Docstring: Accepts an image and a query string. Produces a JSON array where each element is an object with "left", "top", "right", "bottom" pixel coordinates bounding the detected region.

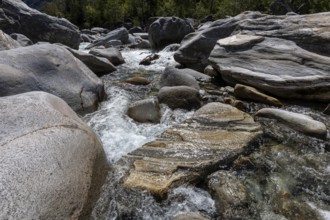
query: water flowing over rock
[
  {"left": 174, "top": 11, "right": 330, "bottom": 70},
  {"left": 122, "top": 102, "right": 262, "bottom": 197},
  {"left": 209, "top": 35, "right": 330, "bottom": 103},
  {"left": 149, "top": 17, "right": 195, "bottom": 49},
  {"left": 0, "top": 91, "right": 108, "bottom": 219},
  {"left": 255, "top": 108, "right": 327, "bottom": 139},
  {"left": 0, "top": 0, "right": 80, "bottom": 48},
  {"left": 0, "top": 43, "right": 105, "bottom": 114},
  {"left": 0, "top": 29, "right": 20, "bottom": 50}
]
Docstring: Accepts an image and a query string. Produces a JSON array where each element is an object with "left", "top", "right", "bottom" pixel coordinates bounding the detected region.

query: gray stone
[
  {"left": 0, "top": 30, "right": 21, "bottom": 50},
  {"left": 105, "top": 39, "right": 123, "bottom": 47},
  {"left": 135, "top": 39, "right": 151, "bottom": 49},
  {"left": 204, "top": 65, "right": 218, "bottom": 77},
  {"left": 255, "top": 108, "right": 327, "bottom": 139},
  {"left": 86, "top": 27, "right": 129, "bottom": 49},
  {"left": 66, "top": 48, "right": 116, "bottom": 76},
  {"left": 324, "top": 104, "right": 330, "bottom": 115},
  {"left": 149, "top": 17, "right": 195, "bottom": 49},
  {"left": 0, "top": 43, "right": 105, "bottom": 114},
  {"left": 9, "top": 33, "right": 33, "bottom": 46},
  {"left": 180, "top": 68, "right": 211, "bottom": 82},
  {"left": 158, "top": 86, "right": 201, "bottom": 110},
  {"left": 129, "top": 26, "right": 144, "bottom": 34},
  {"left": 159, "top": 66, "right": 200, "bottom": 90},
  {"left": 80, "top": 34, "right": 96, "bottom": 43},
  {"left": 0, "top": 91, "right": 108, "bottom": 219},
  {"left": 133, "top": 33, "right": 149, "bottom": 40},
  {"left": 0, "top": 0, "right": 80, "bottom": 48},
  {"left": 127, "top": 98, "right": 161, "bottom": 123},
  {"left": 89, "top": 47, "right": 125, "bottom": 66},
  {"left": 209, "top": 35, "right": 330, "bottom": 102}
]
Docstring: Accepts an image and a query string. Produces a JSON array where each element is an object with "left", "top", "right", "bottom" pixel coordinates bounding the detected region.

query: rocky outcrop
[
  {"left": 0, "top": 0, "right": 80, "bottom": 48},
  {"left": 127, "top": 98, "right": 161, "bottom": 123},
  {"left": 174, "top": 11, "right": 330, "bottom": 70},
  {"left": 255, "top": 108, "right": 327, "bottom": 139},
  {"left": 0, "top": 43, "right": 105, "bottom": 114},
  {"left": 159, "top": 66, "right": 200, "bottom": 90},
  {"left": 0, "top": 91, "right": 108, "bottom": 219},
  {"left": 209, "top": 35, "right": 330, "bottom": 103},
  {"left": 122, "top": 102, "right": 262, "bottom": 197},
  {"left": 86, "top": 27, "right": 129, "bottom": 49},
  {"left": 0, "top": 30, "right": 21, "bottom": 50},
  {"left": 158, "top": 86, "right": 201, "bottom": 110},
  {"left": 89, "top": 48, "right": 125, "bottom": 66},
  {"left": 149, "top": 17, "right": 195, "bottom": 49}
]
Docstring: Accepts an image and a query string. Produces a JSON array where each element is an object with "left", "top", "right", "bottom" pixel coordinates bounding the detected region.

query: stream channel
[{"left": 81, "top": 44, "right": 330, "bottom": 220}]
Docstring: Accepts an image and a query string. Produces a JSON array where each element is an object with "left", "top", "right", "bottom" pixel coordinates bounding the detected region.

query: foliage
[{"left": 41, "top": 0, "right": 330, "bottom": 28}]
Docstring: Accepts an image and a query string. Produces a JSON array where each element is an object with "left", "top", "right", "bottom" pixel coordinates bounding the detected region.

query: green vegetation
[{"left": 42, "top": 0, "right": 330, "bottom": 28}]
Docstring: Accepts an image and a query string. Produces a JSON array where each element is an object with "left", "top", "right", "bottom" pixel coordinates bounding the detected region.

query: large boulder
[
  {"left": 89, "top": 47, "right": 125, "bottom": 66},
  {"left": 149, "top": 17, "right": 195, "bottom": 49},
  {"left": 86, "top": 27, "right": 129, "bottom": 49},
  {"left": 174, "top": 11, "right": 330, "bottom": 71},
  {"left": 0, "top": 29, "right": 21, "bottom": 50},
  {"left": 159, "top": 66, "right": 200, "bottom": 90},
  {"left": 0, "top": 91, "right": 108, "bottom": 219},
  {"left": 208, "top": 35, "right": 330, "bottom": 103},
  {"left": 0, "top": 0, "right": 80, "bottom": 48},
  {"left": 0, "top": 43, "right": 105, "bottom": 114}
]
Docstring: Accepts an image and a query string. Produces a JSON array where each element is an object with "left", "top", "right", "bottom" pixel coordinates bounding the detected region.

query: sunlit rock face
[{"left": 122, "top": 102, "right": 262, "bottom": 198}]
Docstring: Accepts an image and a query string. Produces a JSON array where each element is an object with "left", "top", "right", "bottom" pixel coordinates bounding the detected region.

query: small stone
[
  {"left": 139, "top": 53, "right": 160, "bottom": 65},
  {"left": 127, "top": 98, "right": 161, "bottom": 123},
  {"left": 122, "top": 77, "right": 150, "bottom": 85}
]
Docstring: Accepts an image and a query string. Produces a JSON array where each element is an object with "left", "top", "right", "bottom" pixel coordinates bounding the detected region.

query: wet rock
[
  {"left": 234, "top": 84, "right": 283, "bottom": 107},
  {"left": 208, "top": 171, "right": 249, "bottom": 219},
  {"left": 122, "top": 102, "right": 262, "bottom": 197},
  {"left": 9, "top": 33, "right": 33, "bottom": 47},
  {"left": 224, "top": 98, "right": 248, "bottom": 112},
  {"left": 134, "top": 40, "right": 151, "bottom": 49},
  {"left": 80, "top": 33, "right": 95, "bottom": 43},
  {"left": 173, "top": 212, "right": 211, "bottom": 220},
  {"left": 86, "top": 27, "right": 129, "bottom": 49},
  {"left": 89, "top": 47, "right": 125, "bottom": 66},
  {"left": 158, "top": 86, "right": 201, "bottom": 110},
  {"left": 0, "top": 43, "right": 105, "bottom": 114},
  {"left": 324, "top": 104, "right": 330, "bottom": 115},
  {"left": 129, "top": 26, "right": 144, "bottom": 34},
  {"left": 127, "top": 98, "right": 161, "bottom": 123},
  {"left": 66, "top": 48, "right": 116, "bottom": 76},
  {"left": 174, "top": 11, "right": 330, "bottom": 70},
  {"left": 209, "top": 35, "right": 330, "bottom": 102},
  {"left": 122, "top": 77, "right": 150, "bottom": 85},
  {"left": 149, "top": 17, "right": 195, "bottom": 49},
  {"left": 204, "top": 65, "right": 218, "bottom": 77},
  {"left": 0, "top": 91, "right": 108, "bottom": 219},
  {"left": 105, "top": 39, "right": 122, "bottom": 47},
  {"left": 0, "top": 0, "right": 80, "bottom": 48},
  {"left": 0, "top": 30, "right": 21, "bottom": 50},
  {"left": 139, "top": 53, "right": 160, "bottom": 66},
  {"left": 159, "top": 66, "right": 200, "bottom": 90},
  {"left": 255, "top": 108, "right": 327, "bottom": 139}
]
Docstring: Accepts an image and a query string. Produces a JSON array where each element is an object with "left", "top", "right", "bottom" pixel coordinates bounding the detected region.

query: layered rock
[
  {"left": 0, "top": 43, "right": 105, "bottom": 114},
  {"left": 122, "top": 102, "right": 262, "bottom": 197},
  {"left": 0, "top": 91, "right": 108, "bottom": 219},
  {"left": 149, "top": 17, "right": 195, "bottom": 49},
  {"left": 174, "top": 11, "right": 330, "bottom": 70},
  {"left": 0, "top": 0, "right": 80, "bottom": 48},
  {"left": 209, "top": 35, "right": 330, "bottom": 103}
]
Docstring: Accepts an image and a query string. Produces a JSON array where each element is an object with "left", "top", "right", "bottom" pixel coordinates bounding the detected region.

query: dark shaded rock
[
  {"left": 66, "top": 48, "right": 116, "bottom": 76},
  {"left": 0, "top": 43, "right": 105, "bottom": 114},
  {"left": 255, "top": 108, "right": 327, "bottom": 139},
  {"left": 204, "top": 65, "right": 218, "bottom": 77},
  {"left": 9, "top": 33, "right": 33, "bottom": 46},
  {"left": 80, "top": 34, "right": 96, "bottom": 43},
  {"left": 209, "top": 35, "right": 330, "bottom": 102},
  {"left": 159, "top": 66, "right": 200, "bottom": 90},
  {"left": 0, "top": 91, "right": 108, "bottom": 219},
  {"left": 89, "top": 47, "right": 125, "bottom": 66},
  {"left": 91, "top": 27, "right": 109, "bottom": 34},
  {"left": 139, "top": 53, "right": 160, "bottom": 66},
  {"left": 86, "top": 27, "right": 129, "bottom": 49},
  {"left": 134, "top": 39, "right": 151, "bottom": 49},
  {"left": 158, "top": 86, "right": 201, "bottom": 110},
  {"left": 324, "top": 104, "right": 330, "bottom": 115},
  {"left": 133, "top": 33, "right": 149, "bottom": 40},
  {"left": 149, "top": 17, "right": 195, "bottom": 49},
  {"left": 0, "top": 0, "right": 80, "bottom": 48},
  {"left": 224, "top": 98, "right": 248, "bottom": 112},
  {"left": 122, "top": 77, "right": 150, "bottom": 85},
  {"left": 129, "top": 26, "right": 144, "bottom": 34},
  {"left": 175, "top": 11, "right": 330, "bottom": 70},
  {"left": 0, "top": 30, "right": 20, "bottom": 50},
  {"left": 127, "top": 98, "right": 161, "bottom": 123}
]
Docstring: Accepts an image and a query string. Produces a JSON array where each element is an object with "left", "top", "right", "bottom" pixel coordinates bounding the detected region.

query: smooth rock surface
[
  {"left": 89, "top": 48, "right": 125, "bottom": 66},
  {"left": 122, "top": 102, "right": 262, "bottom": 197},
  {"left": 127, "top": 98, "right": 161, "bottom": 123},
  {"left": 0, "top": 30, "right": 21, "bottom": 50},
  {"left": 149, "top": 17, "right": 195, "bottom": 49},
  {"left": 9, "top": 33, "right": 33, "bottom": 46},
  {"left": 0, "top": 0, "right": 80, "bottom": 48},
  {"left": 86, "top": 27, "right": 129, "bottom": 49},
  {"left": 209, "top": 35, "right": 330, "bottom": 102},
  {"left": 159, "top": 66, "right": 200, "bottom": 90},
  {"left": 255, "top": 108, "right": 327, "bottom": 139},
  {"left": 122, "top": 77, "right": 150, "bottom": 85},
  {"left": 0, "top": 91, "right": 108, "bottom": 219},
  {"left": 158, "top": 86, "right": 201, "bottom": 110},
  {"left": 0, "top": 43, "right": 105, "bottom": 114},
  {"left": 175, "top": 11, "right": 330, "bottom": 70},
  {"left": 234, "top": 84, "right": 283, "bottom": 107}
]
